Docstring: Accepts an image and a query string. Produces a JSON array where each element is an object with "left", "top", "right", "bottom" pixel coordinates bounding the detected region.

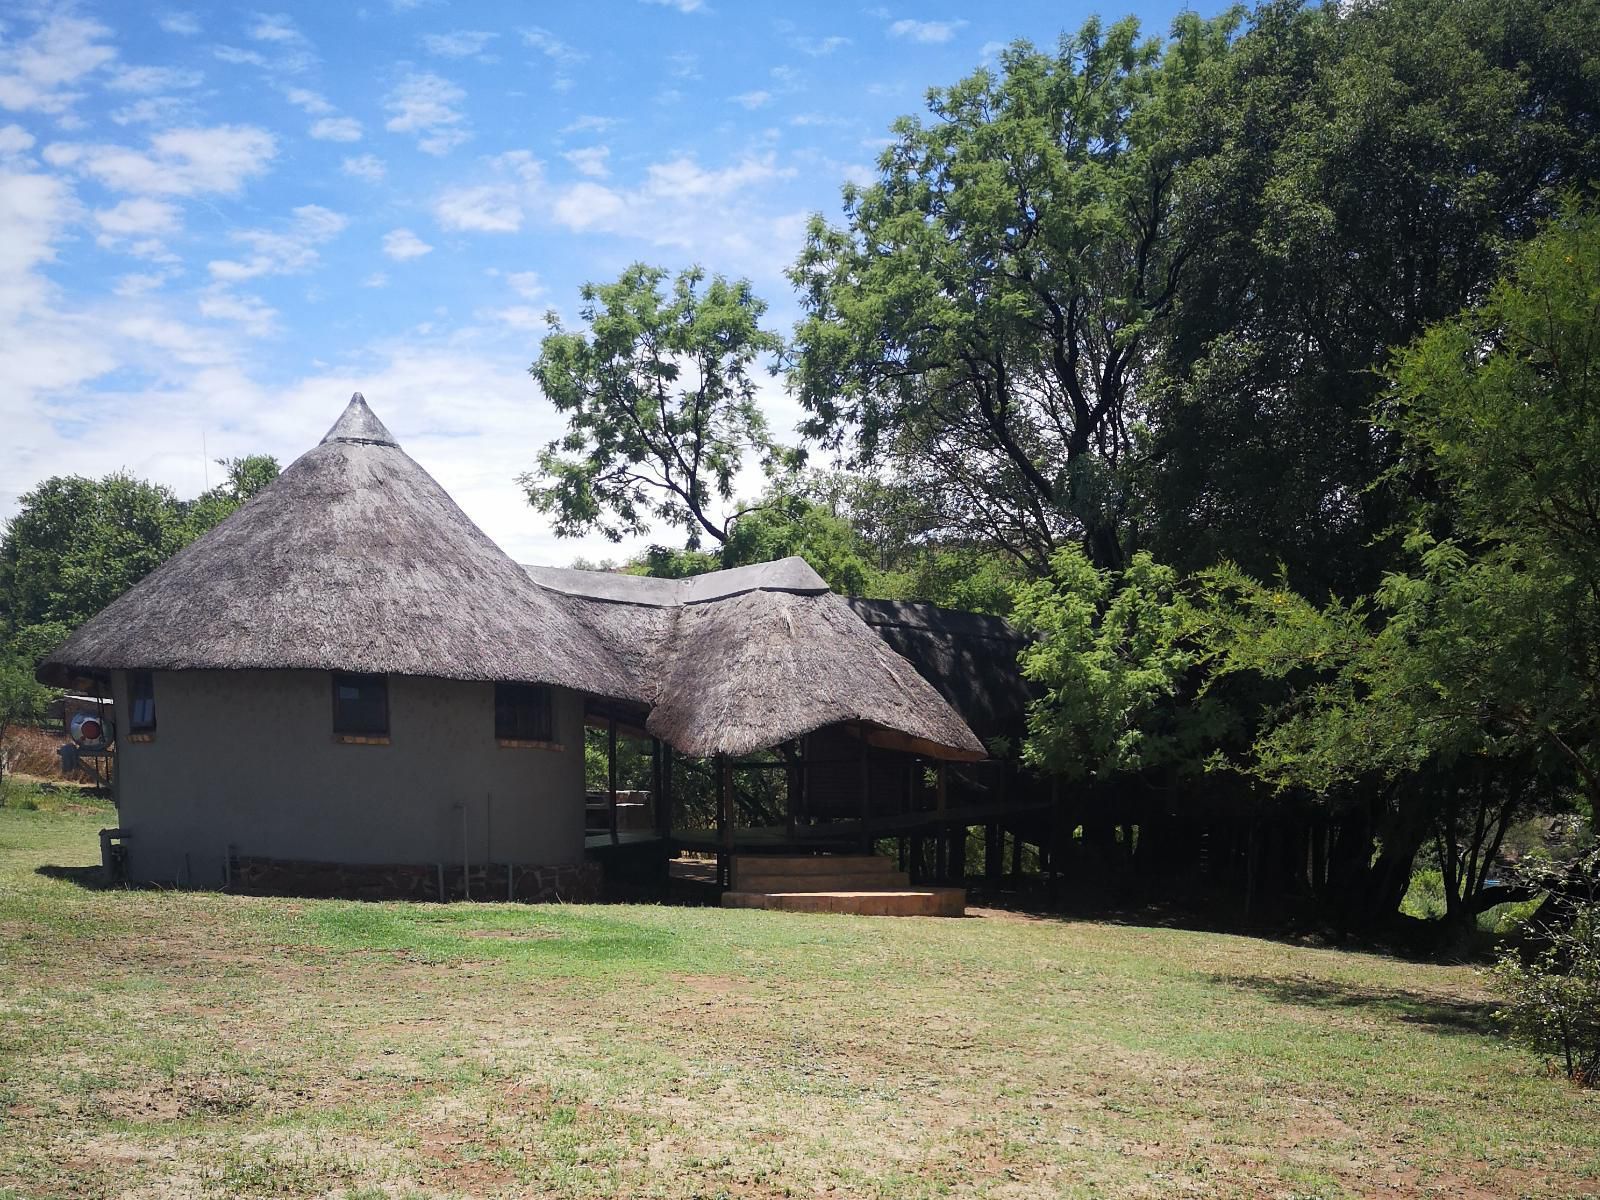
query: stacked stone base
[{"left": 230, "top": 856, "right": 602, "bottom": 903}]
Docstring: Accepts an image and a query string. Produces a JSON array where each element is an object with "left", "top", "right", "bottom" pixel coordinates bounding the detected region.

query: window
[
  {"left": 331, "top": 673, "right": 388, "bottom": 739},
  {"left": 495, "top": 683, "right": 554, "bottom": 744},
  {"left": 129, "top": 671, "right": 156, "bottom": 732}
]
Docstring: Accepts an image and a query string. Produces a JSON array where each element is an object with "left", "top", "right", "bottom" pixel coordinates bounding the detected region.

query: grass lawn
[{"left": 1, "top": 786, "right": 1597, "bottom": 1200}]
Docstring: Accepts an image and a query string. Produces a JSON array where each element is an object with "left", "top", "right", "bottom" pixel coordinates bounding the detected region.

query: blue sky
[{"left": 1, "top": 0, "right": 1206, "bottom": 564}]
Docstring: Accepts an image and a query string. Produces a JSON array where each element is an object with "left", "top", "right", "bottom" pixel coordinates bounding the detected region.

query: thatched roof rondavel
[
  {"left": 41, "top": 393, "right": 987, "bottom": 763},
  {"left": 39, "top": 394, "right": 636, "bottom": 697}
]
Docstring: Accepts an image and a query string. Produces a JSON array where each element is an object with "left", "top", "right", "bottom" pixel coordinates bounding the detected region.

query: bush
[{"left": 1493, "top": 851, "right": 1600, "bottom": 1086}]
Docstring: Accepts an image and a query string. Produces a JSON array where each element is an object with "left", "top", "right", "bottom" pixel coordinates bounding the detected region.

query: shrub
[{"left": 1493, "top": 851, "right": 1600, "bottom": 1086}]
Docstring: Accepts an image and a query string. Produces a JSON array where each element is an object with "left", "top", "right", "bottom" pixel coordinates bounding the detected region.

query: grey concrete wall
[{"left": 110, "top": 669, "right": 586, "bottom": 887}]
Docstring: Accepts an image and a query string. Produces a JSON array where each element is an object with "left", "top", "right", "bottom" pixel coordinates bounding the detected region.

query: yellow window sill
[
  {"left": 128, "top": 732, "right": 155, "bottom": 743},
  {"left": 334, "top": 734, "right": 390, "bottom": 745},
  {"left": 497, "top": 738, "right": 563, "bottom": 751}
]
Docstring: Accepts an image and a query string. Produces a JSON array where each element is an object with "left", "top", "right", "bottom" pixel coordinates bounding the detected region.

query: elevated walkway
[{"left": 720, "top": 854, "right": 966, "bottom": 917}]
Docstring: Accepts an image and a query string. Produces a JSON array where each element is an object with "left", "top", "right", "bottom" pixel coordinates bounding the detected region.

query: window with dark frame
[
  {"left": 129, "top": 671, "right": 156, "bottom": 731},
  {"left": 331, "top": 673, "right": 388, "bottom": 737},
  {"left": 495, "top": 683, "right": 554, "bottom": 743}
]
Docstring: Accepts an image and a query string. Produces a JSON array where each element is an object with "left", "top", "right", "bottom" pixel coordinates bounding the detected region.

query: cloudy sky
[{"left": 1, "top": 0, "right": 1197, "bottom": 565}]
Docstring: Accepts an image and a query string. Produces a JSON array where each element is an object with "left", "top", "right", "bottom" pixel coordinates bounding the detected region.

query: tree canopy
[{"left": 525, "top": 264, "right": 791, "bottom": 550}]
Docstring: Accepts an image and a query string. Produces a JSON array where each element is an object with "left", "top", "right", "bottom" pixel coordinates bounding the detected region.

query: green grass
[{"left": 2, "top": 803, "right": 1597, "bottom": 1198}]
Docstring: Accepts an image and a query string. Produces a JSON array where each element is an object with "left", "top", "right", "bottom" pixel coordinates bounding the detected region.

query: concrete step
[
  {"left": 722, "top": 887, "right": 967, "bottom": 918},
  {"left": 730, "top": 855, "right": 901, "bottom": 892}
]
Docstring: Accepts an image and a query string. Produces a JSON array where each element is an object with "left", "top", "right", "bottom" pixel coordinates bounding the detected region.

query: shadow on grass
[
  {"left": 35, "top": 863, "right": 130, "bottom": 890},
  {"left": 1214, "top": 972, "right": 1500, "bottom": 1039}
]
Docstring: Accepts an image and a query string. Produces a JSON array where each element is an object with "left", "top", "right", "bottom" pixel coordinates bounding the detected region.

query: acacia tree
[
  {"left": 788, "top": 13, "right": 1240, "bottom": 572},
  {"left": 526, "top": 264, "right": 792, "bottom": 549}
]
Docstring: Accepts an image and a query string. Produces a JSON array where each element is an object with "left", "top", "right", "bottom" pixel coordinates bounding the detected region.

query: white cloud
[
  {"left": 792, "top": 35, "right": 849, "bottom": 55},
  {"left": 94, "top": 197, "right": 181, "bottom": 246},
  {"left": 283, "top": 86, "right": 332, "bottom": 114},
  {"left": 888, "top": 19, "right": 967, "bottom": 44},
  {"left": 107, "top": 65, "right": 203, "bottom": 94},
  {"left": 562, "top": 145, "right": 609, "bottom": 178},
  {"left": 198, "top": 285, "right": 277, "bottom": 335},
  {"left": 0, "top": 14, "right": 116, "bottom": 115},
  {"left": 382, "top": 227, "right": 432, "bottom": 260},
  {"left": 505, "top": 270, "right": 543, "bottom": 299},
  {"left": 341, "top": 153, "right": 386, "bottom": 183},
  {"left": 213, "top": 46, "right": 270, "bottom": 69},
  {"left": 362, "top": 271, "right": 388, "bottom": 288},
  {"left": 486, "top": 304, "right": 544, "bottom": 331},
  {"left": 310, "top": 116, "right": 362, "bottom": 142},
  {"left": 521, "top": 27, "right": 584, "bottom": 65},
  {"left": 790, "top": 112, "right": 853, "bottom": 129},
  {"left": 384, "top": 72, "right": 469, "bottom": 155},
  {"left": 113, "top": 270, "right": 174, "bottom": 296},
  {"left": 644, "top": 154, "right": 787, "bottom": 201},
  {"left": 47, "top": 125, "right": 277, "bottom": 196},
  {"left": 434, "top": 150, "right": 542, "bottom": 232},
  {"left": 436, "top": 183, "right": 525, "bottom": 232},
  {"left": 109, "top": 96, "right": 193, "bottom": 126},
  {"left": 248, "top": 14, "right": 304, "bottom": 44},
  {"left": 208, "top": 204, "right": 347, "bottom": 281},
  {"left": 422, "top": 30, "right": 497, "bottom": 59},
  {"left": 0, "top": 168, "right": 78, "bottom": 318},
  {"left": 0, "top": 124, "right": 35, "bottom": 157},
  {"left": 732, "top": 90, "right": 771, "bottom": 110},
  {"left": 158, "top": 12, "right": 202, "bottom": 36},
  {"left": 551, "top": 180, "right": 626, "bottom": 231},
  {"left": 561, "top": 114, "right": 617, "bottom": 136},
  {"left": 641, "top": 0, "right": 707, "bottom": 12}
]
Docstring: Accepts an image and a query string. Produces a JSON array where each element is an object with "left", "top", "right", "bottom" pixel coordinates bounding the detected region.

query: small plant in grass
[{"left": 1493, "top": 849, "right": 1600, "bottom": 1086}]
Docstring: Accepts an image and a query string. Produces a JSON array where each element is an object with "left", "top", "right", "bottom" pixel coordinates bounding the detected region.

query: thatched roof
[
  {"left": 39, "top": 395, "right": 634, "bottom": 696},
  {"left": 528, "top": 560, "right": 986, "bottom": 761},
  {"left": 41, "top": 393, "right": 985, "bottom": 762},
  {"left": 846, "top": 598, "right": 1035, "bottom": 744}
]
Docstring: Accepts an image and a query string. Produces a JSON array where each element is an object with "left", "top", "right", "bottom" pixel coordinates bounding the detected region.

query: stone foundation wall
[{"left": 230, "top": 856, "right": 603, "bottom": 903}]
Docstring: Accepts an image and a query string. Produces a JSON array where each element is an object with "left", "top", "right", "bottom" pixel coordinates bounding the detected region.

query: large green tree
[
  {"left": 0, "top": 456, "right": 279, "bottom": 659},
  {"left": 789, "top": 13, "right": 1240, "bottom": 572},
  {"left": 1199, "top": 204, "right": 1600, "bottom": 929},
  {"left": 527, "top": 264, "right": 791, "bottom": 550},
  {"left": 1140, "top": 0, "right": 1600, "bottom": 598}
]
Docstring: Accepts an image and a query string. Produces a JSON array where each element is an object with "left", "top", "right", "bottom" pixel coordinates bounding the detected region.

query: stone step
[{"left": 721, "top": 887, "right": 967, "bottom": 918}]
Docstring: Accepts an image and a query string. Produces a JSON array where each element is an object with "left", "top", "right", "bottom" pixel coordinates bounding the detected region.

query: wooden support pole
[
  {"left": 785, "top": 739, "right": 799, "bottom": 842},
  {"left": 651, "top": 737, "right": 666, "bottom": 839},
  {"left": 1012, "top": 830, "right": 1023, "bottom": 886},
  {"left": 716, "top": 754, "right": 734, "bottom": 888},
  {"left": 607, "top": 715, "right": 619, "bottom": 846},
  {"left": 858, "top": 729, "right": 871, "bottom": 854}
]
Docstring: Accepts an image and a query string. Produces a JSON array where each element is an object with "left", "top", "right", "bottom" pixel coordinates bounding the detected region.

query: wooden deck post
[
  {"left": 654, "top": 739, "right": 672, "bottom": 841},
  {"left": 607, "top": 715, "right": 619, "bottom": 846},
  {"left": 858, "top": 729, "right": 871, "bottom": 854},
  {"left": 717, "top": 754, "right": 732, "bottom": 888}
]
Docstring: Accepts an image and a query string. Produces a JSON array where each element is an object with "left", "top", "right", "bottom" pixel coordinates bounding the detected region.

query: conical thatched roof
[
  {"left": 525, "top": 560, "right": 987, "bottom": 762},
  {"left": 39, "top": 394, "right": 633, "bottom": 695}
]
